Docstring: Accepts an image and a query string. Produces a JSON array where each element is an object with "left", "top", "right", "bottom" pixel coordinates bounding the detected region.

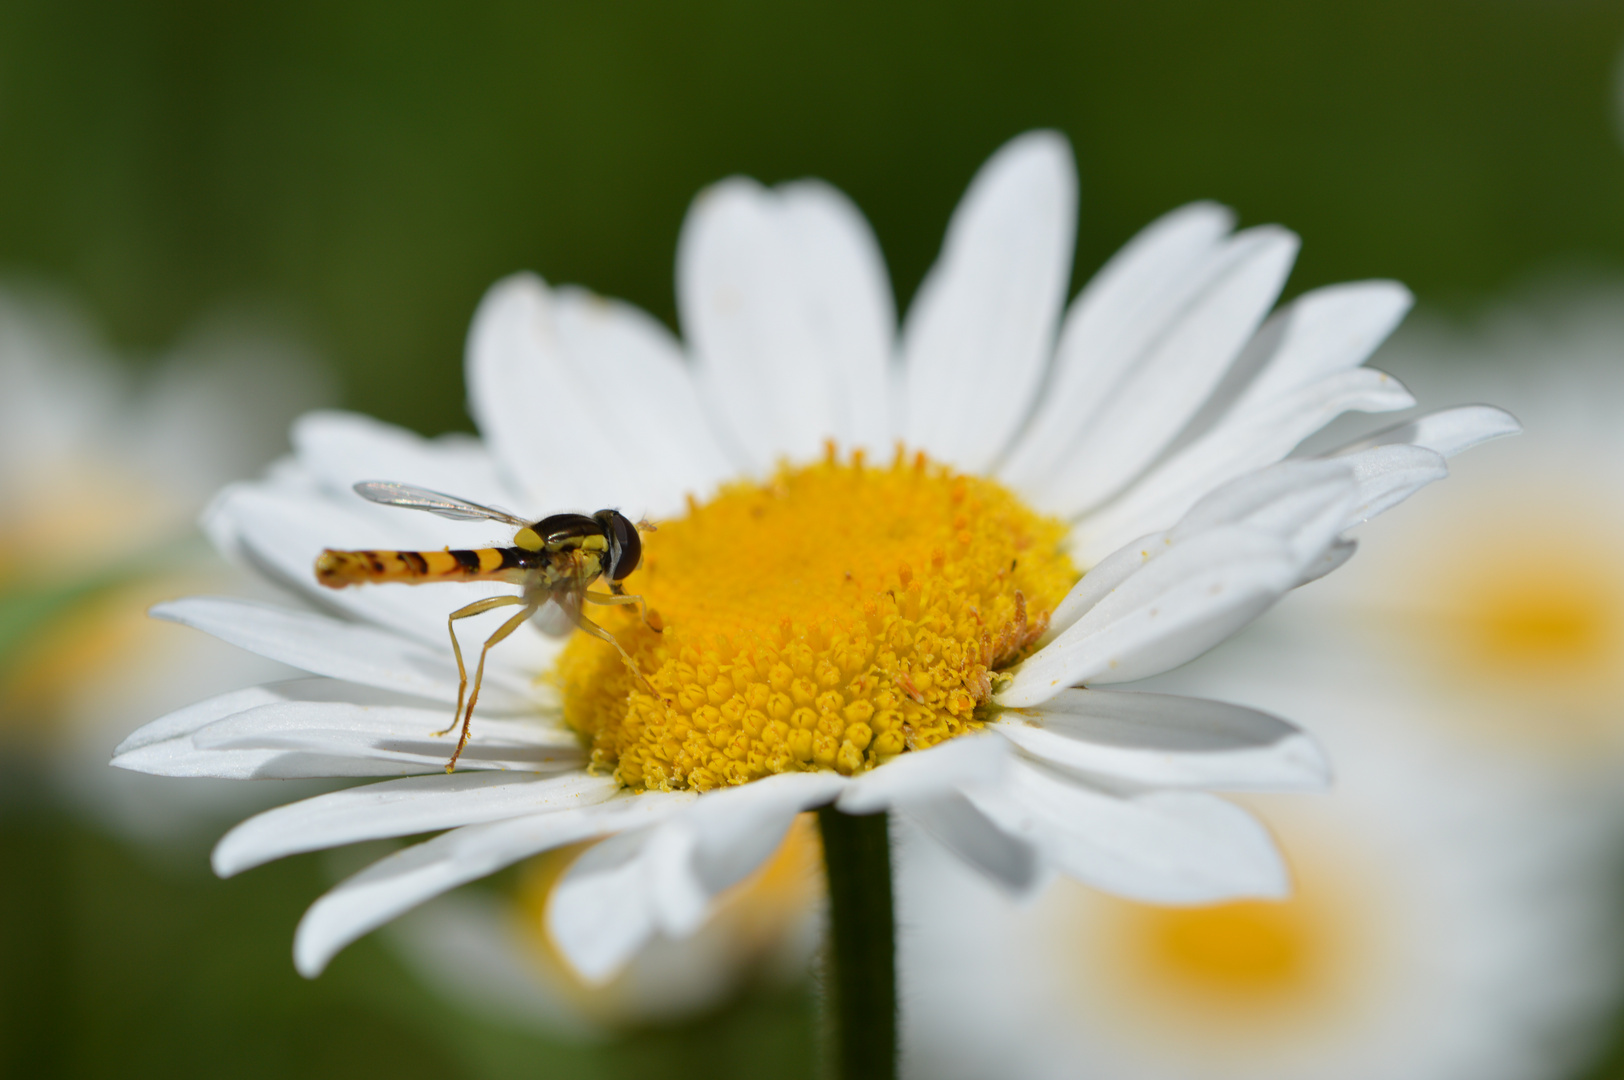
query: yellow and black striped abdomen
[{"left": 315, "top": 547, "right": 534, "bottom": 589}]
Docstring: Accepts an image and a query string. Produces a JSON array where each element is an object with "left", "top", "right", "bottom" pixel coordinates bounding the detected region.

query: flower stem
[{"left": 816, "top": 806, "right": 897, "bottom": 1080}]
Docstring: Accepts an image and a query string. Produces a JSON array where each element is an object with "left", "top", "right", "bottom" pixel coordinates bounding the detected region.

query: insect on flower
[{"left": 314, "top": 481, "right": 657, "bottom": 771}]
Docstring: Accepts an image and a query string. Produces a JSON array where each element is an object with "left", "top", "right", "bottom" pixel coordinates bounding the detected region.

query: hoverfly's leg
[
  {"left": 446, "top": 601, "right": 539, "bottom": 773},
  {"left": 582, "top": 589, "right": 660, "bottom": 632},
  {"left": 569, "top": 608, "right": 666, "bottom": 702},
  {"left": 437, "top": 595, "right": 528, "bottom": 738}
]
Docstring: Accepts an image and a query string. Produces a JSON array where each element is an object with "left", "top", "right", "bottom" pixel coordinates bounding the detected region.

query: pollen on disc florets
[{"left": 554, "top": 447, "right": 1078, "bottom": 792}]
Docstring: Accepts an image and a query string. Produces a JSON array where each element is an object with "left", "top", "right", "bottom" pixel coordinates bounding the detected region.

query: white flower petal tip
[
  {"left": 998, "top": 200, "right": 1241, "bottom": 494},
  {"left": 288, "top": 409, "right": 510, "bottom": 507},
  {"left": 976, "top": 762, "right": 1291, "bottom": 904},
  {"left": 1338, "top": 443, "right": 1449, "bottom": 528},
  {"left": 1017, "top": 224, "right": 1303, "bottom": 519},
  {"left": 902, "top": 131, "right": 1077, "bottom": 472},
  {"left": 1341, "top": 403, "right": 1522, "bottom": 459},
  {"left": 677, "top": 176, "right": 895, "bottom": 466},
  {"left": 993, "top": 689, "right": 1331, "bottom": 791},
  {"left": 466, "top": 272, "right": 731, "bottom": 514},
  {"left": 544, "top": 829, "right": 661, "bottom": 985},
  {"left": 1061, "top": 281, "right": 1419, "bottom": 565}
]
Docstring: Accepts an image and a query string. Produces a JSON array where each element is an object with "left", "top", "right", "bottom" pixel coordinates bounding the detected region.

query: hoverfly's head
[{"left": 594, "top": 509, "right": 642, "bottom": 582}]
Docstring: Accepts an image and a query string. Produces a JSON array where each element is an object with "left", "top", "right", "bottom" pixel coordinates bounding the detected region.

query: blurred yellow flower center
[
  {"left": 1067, "top": 844, "right": 1380, "bottom": 1054},
  {"left": 1454, "top": 556, "right": 1620, "bottom": 676},
  {"left": 555, "top": 448, "right": 1076, "bottom": 792},
  {"left": 1411, "top": 510, "right": 1624, "bottom": 745},
  {"left": 1134, "top": 900, "right": 1313, "bottom": 993},
  {"left": 1089, "top": 882, "right": 1353, "bottom": 1031}
]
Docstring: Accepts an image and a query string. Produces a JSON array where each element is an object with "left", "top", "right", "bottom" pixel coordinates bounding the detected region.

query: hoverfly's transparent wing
[
  {"left": 530, "top": 594, "right": 578, "bottom": 638},
  {"left": 353, "top": 481, "right": 531, "bottom": 526}
]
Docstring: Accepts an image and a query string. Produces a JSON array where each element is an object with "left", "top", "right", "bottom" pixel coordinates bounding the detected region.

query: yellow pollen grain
[{"left": 553, "top": 448, "right": 1077, "bottom": 792}]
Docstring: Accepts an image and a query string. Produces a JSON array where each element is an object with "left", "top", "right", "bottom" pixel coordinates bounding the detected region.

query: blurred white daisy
[
  {"left": 1301, "top": 285, "right": 1624, "bottom": 766},
  {"left": 112, "top": 131, "right": 1513, "bottom": 981},
  {"left": 898, "top": 623, "right": 1622, "bottom": 1080},
  {"left": 0, "top": 285, "right": 326, "bottom": 836},
  {"left": 895, "top": 287, "right": 1624, "bottom": 1080}
]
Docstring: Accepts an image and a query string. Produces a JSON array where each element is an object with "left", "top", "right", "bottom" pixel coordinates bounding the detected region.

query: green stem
[{"left": 816, "top": 806, "right": 897, "bottom": 1080}]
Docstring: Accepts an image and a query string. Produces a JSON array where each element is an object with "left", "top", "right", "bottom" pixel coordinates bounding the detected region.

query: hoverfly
[{"left": 315, "top": 481, "right": 657, "bottom": 771}]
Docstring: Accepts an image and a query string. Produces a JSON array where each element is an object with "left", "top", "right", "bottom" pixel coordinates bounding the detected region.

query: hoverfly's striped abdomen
[{"left": 315, "top": 547, "right": 537, "bottom": 589}]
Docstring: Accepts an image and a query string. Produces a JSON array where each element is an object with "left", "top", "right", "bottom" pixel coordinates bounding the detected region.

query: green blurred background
[
  {"left": 3, "top": 1, "right": 1624, "bottom": 1076},
  {"left": 5, "top": 0, "right": 1624, "bottom": 435}
]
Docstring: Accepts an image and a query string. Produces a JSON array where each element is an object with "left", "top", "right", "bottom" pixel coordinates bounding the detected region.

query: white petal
[
  {"left": 999, "top": 202, "right": 1237, "bottom": 493},
  {"left": 213, "top": 771, "right": 616, "bottom": 877},
  {"left": 1336, "top": 443, "right": 1449, "bottom": 528},
  {"left": 1172, "top": 459, "right": 1359, "bottom": 562},
  {"left": 151, "top": 596, "right": 533, "bottom": 710},
  {"left": 293, "top": 791, "right": 692, "bottom": 977},
  {"left": 1298, "top": 536, "right": 1359, "bottom": 586},
  {"left": 677, "top": 178, "right": 896, "bottom": 469},
  {"left": 1216, "top": 281, "right": 1413, "bottom": 413},
  {"left": 542, "top": 827, "right": 665, "bottom": 984},
  {"left": 1031, "top": 227, "right": 1300, "bottom": 518},
  {"left": 291, "top": 410, "right": 516, "bottom": 509},
  {"left": 114, "top": 683, "right": 289, "bottom": 757},
  {"left": 1335, "top": 403, "right": 1521, "bottom": 459},
  {"left": 114, "top": 679, "right": 573, "bottom": 780},
  {"left": 993, "top": 688, "right": 1329, "bottom": 790},
  {"left": 1049, "top": 459, "right": 1359, "bottom": 637},
  {"left": 971, "top": 760, "right": 1288, "bottom": 903},
  {"left": 675, "top": 772, "right": 846, "bottom": 899},
  {"left": 550, "top": 771, "right": 844, "bottom": 981},
  {"left": 837, "top": 732, "right": 1009, "bottom": 814},
  {"left": 900, "top": 791, "right": 1044, "bottom": 897},
  {"left": 110, "top": 682, "right": 363, "bottom": 780},
  {"left": 901, "top": 131, "right": 1076, "bottom": 472},
  {"left": 1000, "top": 528, "right": 1302, "bottom": 706},
  {"left": 1069, "top": 282, "right": 1415, "bottom": 564},
  {"left": 466, "top": 273, "right": 732, "bottom": 514},
  {"left": 192, "top": 699, "right": 580, "bottom": 771}
]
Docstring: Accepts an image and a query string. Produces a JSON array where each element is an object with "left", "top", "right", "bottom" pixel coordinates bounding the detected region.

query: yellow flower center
[{"left": 554, "top": 449, "right": 1077, "bottom": 792}]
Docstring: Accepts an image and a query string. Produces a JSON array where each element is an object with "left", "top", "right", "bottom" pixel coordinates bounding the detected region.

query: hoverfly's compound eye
[{"left": 596, "top": 510, "right": 642, "bottom": 581}]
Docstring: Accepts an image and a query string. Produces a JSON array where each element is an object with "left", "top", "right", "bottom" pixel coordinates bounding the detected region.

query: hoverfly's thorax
[{"left": 529, "top": 513, "right": 605, "bottom": 552}]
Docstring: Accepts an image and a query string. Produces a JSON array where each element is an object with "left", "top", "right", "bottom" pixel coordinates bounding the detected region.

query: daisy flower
[
  {"left": 1298, "top": 285, "right": 1624, "bottom": 768},
  {"left": 898, "top": 619, "right": 1623, "bottom": 1080},
  {"left": 0, "top": 286, "right": 324, "bottom": 837},
  {"left": 112, "top": 131, "right": 1513, "bottom": 1038}
]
